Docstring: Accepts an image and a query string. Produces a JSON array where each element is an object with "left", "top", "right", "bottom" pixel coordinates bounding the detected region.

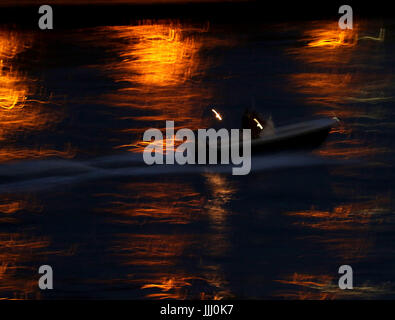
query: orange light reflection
[{"left": 0, "top": 30, "right": 70, "bottom": 163}]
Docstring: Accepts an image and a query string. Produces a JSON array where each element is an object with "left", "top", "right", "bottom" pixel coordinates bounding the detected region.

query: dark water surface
[{"left": 0, "top": 17, "right": 394, "bottom": 299}]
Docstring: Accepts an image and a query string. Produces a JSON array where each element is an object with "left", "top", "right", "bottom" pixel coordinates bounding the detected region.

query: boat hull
[
  {"left": 250, "top": 122, "right": 334, "bottom": 154},
  {"left": 208, "top": 117, "right": 338, "bottom": 157}
]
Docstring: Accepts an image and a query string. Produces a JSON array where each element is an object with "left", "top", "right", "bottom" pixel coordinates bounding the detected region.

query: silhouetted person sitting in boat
[{"left": 242, "top": 109, "right": 275, "bottom": 139}]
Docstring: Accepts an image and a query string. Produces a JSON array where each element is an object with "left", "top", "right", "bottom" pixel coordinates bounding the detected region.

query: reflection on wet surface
[
  {"left": 106, "top": 23, "right": 205, "bottom": 87},
  {"left": 275, "top": 272, "right": 393, "bottom": 299},
  {"left": 0, "top": 19, "right": 394, "bottom": 299},
  {"left": 0, "top": 30, "right": 69, "bottom": 162},
  {"left": 0, "top": 31, "right": 35, "bottom": 135},
  {"left": 96, "top": 22, "right": 217, "bottom": 133},
  {"left": 286, "top": 21, "right": 394, "bottom": 163},
  {"left": 97, "top": 180, "right": 203, "bottom": 225},
  {"left": 93, "top": 171, "right": 235, "bottom": 299},
  {"left": 0, "top": 194, "right": 48, "bottom": 299}
]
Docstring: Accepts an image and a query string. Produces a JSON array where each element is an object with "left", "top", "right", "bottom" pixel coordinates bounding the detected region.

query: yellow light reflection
[
  {"left": 275, "top": 272, "right": 392, "bottom": 299},
  {"left": 94, "top": 21, "right": 231, "bottom": 151},
  {"left": 307, "top": 29, "right": 357, "bottom": 49},
  {"left": 0, "top": 31, "right": 31, "bottom": 111},
  {"left": 119, "top": 24, "right": 200, "bottom": 87},
  {"left": 0, "top": 232, "right": 49, "bottom": 300},
  {"left": 0, "top": 30, "right": 70, "bottom": 162},
  {"left": 285, "top": 197, "right": 390, "bottom": 231},
  {"left": 98, "top": 181, "right": 202, "bottom": 225},
  {"left": 112, "top": 233, "right": 231, "bottom": 299},
  {"left": 204, "top": 173, "right": 235, "bottom": 230},
  {"left": 284, "top": 195, "right": 391, "bottom": 261},
  {"left": 95, "top": 176, "right": 234, "bottom": 299},
  {"left": 286, "top": 21, "right": 393, "bottom": 160},
  {"left": 102, "top": 21, "right": 207, "bottom": 88}
]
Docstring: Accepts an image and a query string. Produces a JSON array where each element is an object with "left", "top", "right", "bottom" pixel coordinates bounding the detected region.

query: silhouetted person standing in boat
[{"left": 242, "top": 109, "right": 275, "bottom": 139}]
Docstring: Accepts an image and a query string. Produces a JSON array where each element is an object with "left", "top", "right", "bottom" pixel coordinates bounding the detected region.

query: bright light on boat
[
  {"left": 332, "top": 116, "right": 340, "bottom": 122},
  {"left": 253, "top": 118, "right": 263, "bottom": 130},
  {"left": 211, "top": 108, "right": 222, "bottom": 121}
]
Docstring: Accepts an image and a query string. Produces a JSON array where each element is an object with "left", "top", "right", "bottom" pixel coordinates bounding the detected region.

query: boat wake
[{"left": 0, "top": 152, "right": 346, "bottom": 193}]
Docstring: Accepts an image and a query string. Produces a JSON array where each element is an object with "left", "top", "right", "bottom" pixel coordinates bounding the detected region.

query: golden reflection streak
[
  {"left": 288, "top": 21, "right": 392, "bottom": 109},
  {"left": 285, "top": 196, "right": 390, "bottom": 231},
  {"left": 204, "top": 173, "right": 236, "bottom": 230},
  {"left": 115, "top": 24, "right": 201, "bottom": 87},
  {"left": 0, "top": 201, "right": 21, "bottom": 215},
  {"left": 358, "top": 28, "right": 385, "bottom": 42},
  {"left": 0, "top": 31, "right": 32, "bottom": 111},
  {"left": 95, "top": 21, "right": 232, "bottom": 151},
  {"left": 275, "top": 273, "right": 391, "bottom": 299},
  {"left": 307, "top": 30, "right": 357, "bottom": 48},
  {"left": 102, "top": 22, "right": 206, "bottom": 89},
  {"left": 0, "top": 232, "right": 49, "bottom": 300},
  {"left": 0, "top": 145, "right": 75, "bottom": 163},
  {"left": 284, "top": 195, "right": 390, "bottom": 261},
  {"left": 98, "top": 181, "right": 203, "bottom": 225},
  {"left": 0, "top": 197, "right": 41, "bottom": 224},
  {"left": 141, "top": 273, "right": 231, "bottom": 300},
  {"left": 316, "top": 141, "right": 389, "bottom": 159},
  {"left": 119, "top": 131, "right": 187, "bottom": 155},
  {"left": 0, "top": 32, "right": 31, "bottom": 111},
  {"left": 96, "top": 175, "right": 234, "bottom": 299},
  {"left": 93, "top": 22, "right": 237, "bottom": 296},
  {"left": 287, "top": 72, "right": 392, "bottom": 110},
  {"left": 112, "top": 233, "right": 231, "bottom": 299},
  {"left": 286, "top": 21, "right": 393, "bottom": 160},
  {"left": 0, "top": 30, "right": 70, "bottom": 162},
  {"left": 0, "top": 194, "right": 74, "bottom": 299}
]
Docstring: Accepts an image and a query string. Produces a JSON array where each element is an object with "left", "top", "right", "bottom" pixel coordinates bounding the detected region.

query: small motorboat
[
  {"left": 166, "top": 109, "right": 341, "bottom": 168},
  {"left": 204, "top": 116, "right": 339, "bottom": 157},
  {"left": 248, "top": 117, "right": 339, "bottom": 154}
]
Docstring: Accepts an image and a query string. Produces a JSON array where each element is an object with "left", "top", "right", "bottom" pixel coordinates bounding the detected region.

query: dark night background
[{"left": 0, "top": 0, "right": 394, "bottom": 300}]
